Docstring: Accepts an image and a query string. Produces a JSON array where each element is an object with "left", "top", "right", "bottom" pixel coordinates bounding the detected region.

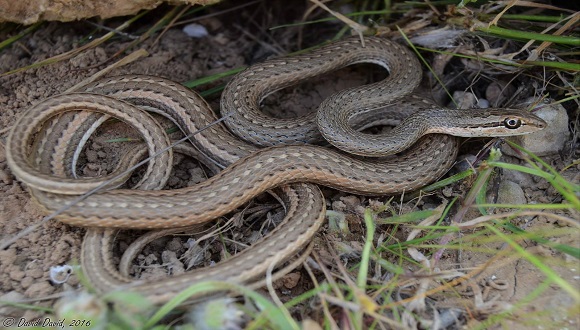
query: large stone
[{"left": 0, "top": 0, "right": 221, "bottom": 25}]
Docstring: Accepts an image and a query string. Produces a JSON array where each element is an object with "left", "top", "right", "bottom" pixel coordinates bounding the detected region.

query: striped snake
[{"left": 5, "top": 36, "right": 546, "bottom": 303}]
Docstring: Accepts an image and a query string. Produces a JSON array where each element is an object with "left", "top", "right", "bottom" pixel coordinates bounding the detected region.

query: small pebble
[
  {"left": 450, "top": 91, "right": 477, "bottom": 109},
  {"left": 502, "top": 164, "right": 536, "bottom": 189},
  {"left": 183, "top": 23, "right": 209, "bottom": 38},
  {"left": 282, "top": 272, "right": 301, "bottom": 289},
  {"left": 0, "top": 168, "right": 13, "bottom": 185},
  {"left": 495, "top": 180, "right": 527, "bottom": 205},
  {"left": 477, "top": 98, "right": 490, "bottom": 108},
  {"left": 485, "top": 81, "right": 516, "bottom": 106},
  {"left": 453, "top": 154, "right": 477, "bottom": 173}
]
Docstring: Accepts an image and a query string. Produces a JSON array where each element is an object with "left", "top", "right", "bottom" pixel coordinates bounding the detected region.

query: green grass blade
[
  {"left": 476, "top": 203, "right": 576, "bottom": 210},
  {"left": 476, "top": 25, "right": 580, "bottom": 46},
  {"left": 359, "top": 209, "right": 376, "bottom": 289},
  {"left": 376, "top": 210, "right": 437, "bottom": 224},
  {"left": 182, "top": 67, "right": 246, "bottom": 88},
  {"left": 0, "top": 22, "right": 43, "bottom": 52}
]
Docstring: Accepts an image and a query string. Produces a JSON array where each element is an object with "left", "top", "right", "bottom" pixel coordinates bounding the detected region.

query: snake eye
[{"left": 504, "top": 118, "right": 522, "bottom": 129}]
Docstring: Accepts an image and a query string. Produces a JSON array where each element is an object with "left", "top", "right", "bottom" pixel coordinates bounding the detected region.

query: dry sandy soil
[{"left": 0, "top": 1, "right": 578, "bottom": 328}]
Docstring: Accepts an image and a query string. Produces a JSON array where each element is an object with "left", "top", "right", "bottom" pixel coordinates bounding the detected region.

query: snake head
[
  {"left": 496, "top": 108, "right": 547, "bottom": 136},
  {"left": 443, "top": 108, "right": 547, "bottom": 137}
]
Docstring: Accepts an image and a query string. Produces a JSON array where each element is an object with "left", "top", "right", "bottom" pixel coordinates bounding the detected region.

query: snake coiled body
[{"left": 4, "top": 36, "right": 546, "bottom": 302}]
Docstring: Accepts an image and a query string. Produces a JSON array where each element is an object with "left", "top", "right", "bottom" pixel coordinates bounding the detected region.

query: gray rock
[
  {"left": 501, "top": 165, "right": 536, "bottom": 189},
  {"left": 449, "top": 91, "right": 490, "bottom": 109},
  {"left": 502, "top": 98, "right": 570, "bottom": 158},
  {"left": 477, "top": 98, "right": 490, "bottom": 108},
  {"left": 450, "top": 91, "right": 477, "bottom": 109},
  {"left": 453, "top": 154, "right": 477, "bottom": 173},
  {"left": 495, "top": 180, "right": 527, "bottom": 205},
  {"left": 485, "top": 81, "right": 516, "bottom": 107}
]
